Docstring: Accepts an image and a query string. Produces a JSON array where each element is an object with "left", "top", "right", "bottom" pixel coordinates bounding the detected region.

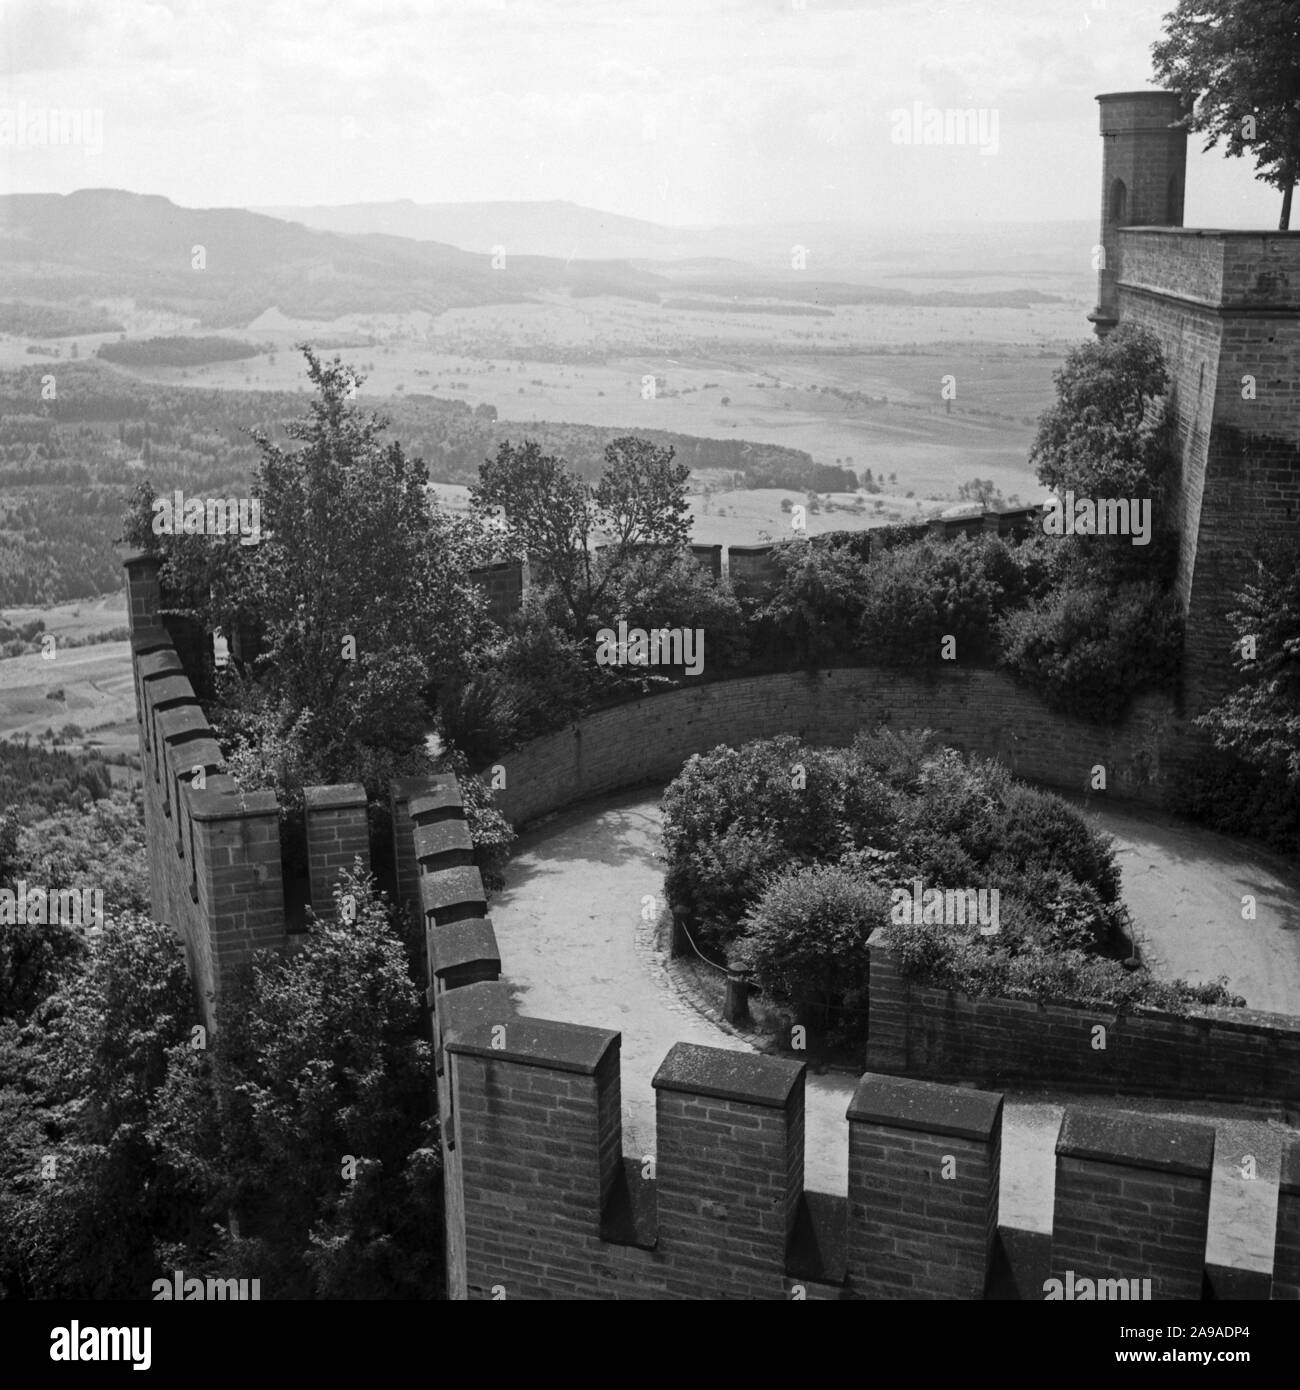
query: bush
[
  {"left": 1169, "top": 743, "right": 1300, "bottom": 854},
  {"left": 594, "top": 547, "right": 749, "bottom": 675},
  {"left": 661, "top": 731, "right": 1128, "bottom": 965},
  {"left": 439, "top": 615, "right": 591, "bottom": 764},
  {"left": 883, "top": 918, "right": 1234, "bottom": 1015},
  {"left": 988, "top": 781, "right": 1122, "bottom": 904},
  {"left": 661, "top": 736, "right": 881, "bottom": 948},
  {"left": 757, "top": 538, "right": 872, "bottom": 664},
  {"left": 736, "top": 864, "right": 887, "bottom": 1042},
  {"left": 857, "top": 534, "right": 1016, "bottom": 666},
  {"left": 997, "top": 578, "right": 1182, "bottom": 720}
]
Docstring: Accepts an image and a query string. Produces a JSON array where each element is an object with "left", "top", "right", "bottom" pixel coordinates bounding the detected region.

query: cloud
[{"left": 0, "top": 0, "right": 1273, "bottom": 226}]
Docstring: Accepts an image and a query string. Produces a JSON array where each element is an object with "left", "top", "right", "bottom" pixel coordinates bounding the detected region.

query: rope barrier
[{"left": 673, "top": 912, "right": 738, "bottom": 977}]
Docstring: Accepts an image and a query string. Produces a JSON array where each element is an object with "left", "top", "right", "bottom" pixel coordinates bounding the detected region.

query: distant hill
[
  {"left": 0, "top": 190, "right": 670, "bottom": 329},
  {"left": 0, "top": 190, "right": 1084, "bottom": 337},
  {"left": 257, "top": 198, "right": 1095, "bottom": 289},
  {"left": 255, "top": 198, "right": 715, "bottom": 265}
]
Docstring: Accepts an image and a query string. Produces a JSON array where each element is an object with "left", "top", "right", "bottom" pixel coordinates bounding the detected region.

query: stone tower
[
  {"left": 1089, "top": 91, "right": 1190, "bottom": 336},
  {"left": 1088, "top": 91, "right": 1300, "bottom": 717}
]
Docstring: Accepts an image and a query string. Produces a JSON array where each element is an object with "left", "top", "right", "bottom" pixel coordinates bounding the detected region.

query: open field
[
  {"left": 0, "top": 593, "right": 137, "bottom": 756},
  {"left": 13, "top": 290, "right": 1080, "bottom": 509},
  {"left": 2, "top": 592, "right": 129, "bottom": 645},
  {"left": 0, "top": 639, "right": 137, "bottom": 755}
]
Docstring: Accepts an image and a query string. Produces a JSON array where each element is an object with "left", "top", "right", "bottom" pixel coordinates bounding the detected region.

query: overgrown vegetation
[
  {"left": 1184, "top": 543, "right": 1300, "bottom": 849},
  {"left": 0, "top": 872, "right": 441, "bottom": 1299},
  {"left": 662, "top": 729, "right": 1234, "bottom": 1043}
]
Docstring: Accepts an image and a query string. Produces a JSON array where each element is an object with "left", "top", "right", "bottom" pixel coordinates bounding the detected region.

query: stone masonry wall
[
  {"left": 864, "top": 931, "right": 1300, "bottom": 1111},
  {"left": 481, "top": 666, "right": 1192, "bottom": 830},
  {"left": 124, "top": 552, "right": 371, "bottom": 1028},
  {"left": 412, "top": 773, "right": 1300, "bottom": 1299},
  {"left": 1116, "top": 228, "right": 1300, "bottom": 715}
]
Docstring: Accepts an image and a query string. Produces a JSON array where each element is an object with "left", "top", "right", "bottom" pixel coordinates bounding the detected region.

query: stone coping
[
  {"left": 847, "top": 1073, "right": 1003, "bottom": 1142},
  {"left": 652, "top": 1041, "right": 804, "bottom": 1109},
  {"left": 1056, "top": 1107, "right": 1216, "bottom": 1178}
]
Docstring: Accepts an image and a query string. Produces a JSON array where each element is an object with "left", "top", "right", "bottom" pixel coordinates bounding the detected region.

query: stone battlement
[
  {"left": 410, "top": 771, "right": 1300, "bottom": 1301},
  {"left": 124, "top": 550, "right": 1300, "bottom": 1298},
  {"left": 124, "top": 551, "right": 373, "bottom": 1029}
]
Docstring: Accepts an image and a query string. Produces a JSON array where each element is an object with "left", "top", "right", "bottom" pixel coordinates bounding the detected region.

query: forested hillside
[{"left": 0, "top": 361, "right": 824, "bottom": 605}]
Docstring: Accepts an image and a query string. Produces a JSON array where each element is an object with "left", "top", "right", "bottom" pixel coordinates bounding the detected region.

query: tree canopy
[
  {"left": 1153, "top": 0, "right": 1300, "bottom": 229},
  {"left": 471, "top": 434, "right": 691, "bottom": 629},
  {"left": 1197, "top": 543, "right": 1300, "bottom": 788}
]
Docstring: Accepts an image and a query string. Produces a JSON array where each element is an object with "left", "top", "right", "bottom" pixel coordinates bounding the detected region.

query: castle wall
[
  {"left": 408, "top": 773, "right": 1298, "bottom": 1300},
  {"left": 864, "top": 931, "right": 1300, "bottom": 1110},
  {"left": 481, "top": 666, "right": 1188, "bottom": 830},
  {"left": 124, "top": 542, "right": 1299, "bottom": 1295},
  {"left": 1114, "top": 229, "right": 1300, "bottom": 714},
  {"left": 124, "top": 553, "right": 372, "bottom": 1027}
]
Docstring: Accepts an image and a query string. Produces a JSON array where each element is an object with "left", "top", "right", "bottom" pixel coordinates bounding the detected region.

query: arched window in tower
[
  {"left": 1110, "top": 178, "right": 1128, "bottom": 225},
  {"left": 1166, "top": 176, "right": 1180, "bottom": 224}
]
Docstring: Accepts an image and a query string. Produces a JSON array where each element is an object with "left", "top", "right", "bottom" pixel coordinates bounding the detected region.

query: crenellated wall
[
  {"left": 123, "top": 552, "right": 372, "bottom": 1028},
  {"left": 125, "top": 546, "right": 1300, "bottom": 1297},
  {"left": 407, "top": 771, "right": 1300, "bottom": 1301}
]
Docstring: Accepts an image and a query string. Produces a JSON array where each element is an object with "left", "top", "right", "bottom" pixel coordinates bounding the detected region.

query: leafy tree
[
  {"left": 997, "top": 578, "right": 1184, "bottom": 721},
  {"left": 1028, "top": 324, "right": 1177, "bottom": 584},
  {"left": 957, "top": 477, "right": 1002, "bottom": 509},
  {"left": 760, "top": 538, "right": 873, "bottom": 665},
  {"left": 0, "top": 913, "right": 205, "bottom": 1298},
  {"left": 471, "top": 435, "right": 690, "bottom": 629},
  {"left": 1030, "top": 324, "right": 1171, "bottom": 504},
  {"left": 1196, "top": 543, "right": 1300, "bottom": 787},
  {"left": 204, "top": 349, "right": 492, "bottom": 796},
  {"left": 1153, "top": 0, "right": 1300, "bottom": 229},
  {"left": 150, "top": 869, "right": 441, "bottom": 1298}
]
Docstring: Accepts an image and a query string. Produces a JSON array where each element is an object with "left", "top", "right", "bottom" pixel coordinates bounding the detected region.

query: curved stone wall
[{"left": 483, "top": 666, "right": 1193, "bottom": 829}]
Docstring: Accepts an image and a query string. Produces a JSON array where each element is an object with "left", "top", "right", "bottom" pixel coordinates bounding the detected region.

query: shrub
[
  {"left": 857, "top": 534, "right": 1015, "bottom": 666},
  {"left": 668, "top": 822, "right": 795, "bottom": 955},
  {"left": 883, "top": 918, "right": 1234, "bottom": 1015},
  {"left": 438, "top": 606, "right": 591, "bottom": 763},
  {"left": 736, "top": 864, "right": 887, "bottom": 1042},
  {"left": 757, "top": 538, "right": 872, "bottom": 664},
  {"left": 661, "top": 736, "right": 877, "bottom": 947},
  {"left": 988, "top": 781, "right": 1122, "bottom": 904},
  {"left": 595, "top": 547, "right": 749, "bottom": 674},
  {"left": 1169, "top": 743, "right": 1300, "bottom": 854},
  {"left": 1196, "top": 543, "right": 1300, "bottom": 792},
  {"left": 661, "top": 731, "right": 1127, "bottom": 964},
  {"left": 997, "top": 578, "right": 1182, "bottom": 720},
  {"left": 434, "top": 751, "right": 514, "bottom": 896}
]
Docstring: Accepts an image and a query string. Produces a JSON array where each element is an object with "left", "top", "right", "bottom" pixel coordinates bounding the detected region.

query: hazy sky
[{"left": 0, "top": 0, "right": 1283, "bottom": 228}]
